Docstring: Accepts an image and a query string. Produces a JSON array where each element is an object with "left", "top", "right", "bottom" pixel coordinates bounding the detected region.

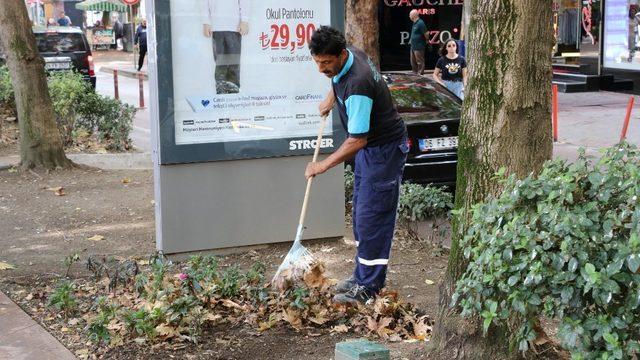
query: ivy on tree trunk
[
  {"left": 430, "top": 0, "right": 554, "bottom": 358},
  {"left": 0, "top": 0, "right": 71, "bottom": 169}
]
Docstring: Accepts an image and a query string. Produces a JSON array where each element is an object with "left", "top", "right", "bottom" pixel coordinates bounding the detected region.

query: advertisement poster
[
  {"left": 169, "top": 0, "right": 333, "bottom": 146},
  {"left": 603, "top": 0, "right": 640, "bottom": 70},
  {"left": 378, "top": 0, "right": 463, "bottom": 71}
]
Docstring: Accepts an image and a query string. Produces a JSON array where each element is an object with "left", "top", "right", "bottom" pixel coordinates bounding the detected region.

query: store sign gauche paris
[{"left": 383, "top": 0, "right": 463, "bottom": 6}]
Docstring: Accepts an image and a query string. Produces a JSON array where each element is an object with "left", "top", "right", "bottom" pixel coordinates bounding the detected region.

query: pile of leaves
[
  {"left": 45, "top": 254, "right": 432, "bottom": 349},
  {"left": 453, "top": 143, "right": 640, "bottom": 359}
]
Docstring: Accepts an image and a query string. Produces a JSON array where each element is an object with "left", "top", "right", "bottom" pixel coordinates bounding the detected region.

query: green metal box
[{"left": 335, "top": 339, "right": 390, "bottom": 360}]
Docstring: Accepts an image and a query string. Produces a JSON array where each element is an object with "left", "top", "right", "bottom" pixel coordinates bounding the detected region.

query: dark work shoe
[
  {"left": 333, "top": 285, "right": 375, "bottom": 305},
  {"left": 334, "top": 277, "right": 357, "bottom": 293}
]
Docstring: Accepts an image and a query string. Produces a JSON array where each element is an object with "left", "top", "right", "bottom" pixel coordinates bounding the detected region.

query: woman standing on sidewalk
[{"left": 433, "top": 39, "right": 467, "bottom": 100}]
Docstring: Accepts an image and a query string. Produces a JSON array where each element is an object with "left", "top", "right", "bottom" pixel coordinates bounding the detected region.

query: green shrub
[
  {"left": 89, "top": 94, "right": 135, "bottom": 151},
  {"left": 0, "top": 66, "right": 134, "bottom": 151},
  {"left": 48, "top": 71, "right": 89, "bottom": 144},
  {"left": 48, "top": 280, "right": 77, "bottom": 315},
  {"left": 220, "top": 266, "right": 241, "bottom": 298},
  {"left": 69, "top": 82, "right": 135, "bottom": 152},
  {"left": 453, "top": 143, "right": 640, "bottom": 359},
  {"left": 0, "top": 66, "right": 13, "bottom": 105},
  {"left": 397, "top": 183, "right": 453, "bottom": 223}
]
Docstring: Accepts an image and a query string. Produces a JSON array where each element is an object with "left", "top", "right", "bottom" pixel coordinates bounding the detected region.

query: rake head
[{"left": 272, "top": 225, "right": 315, "bottom": 285}]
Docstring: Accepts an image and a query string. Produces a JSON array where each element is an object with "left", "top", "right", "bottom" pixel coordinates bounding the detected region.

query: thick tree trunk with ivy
[
  {"left": 345, "top": 0, "right": 379, "bottom": 68},
  {"left": 0, "top": 0, "right": 71, "bottom": 169},
  {"left": 429, "top": 0, "right": 554, "bottom": 358}
]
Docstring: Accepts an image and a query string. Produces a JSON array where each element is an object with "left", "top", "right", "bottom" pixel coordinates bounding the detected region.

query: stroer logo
[{"left": 289, "top": 138, "right": 334, "bottom": 150}]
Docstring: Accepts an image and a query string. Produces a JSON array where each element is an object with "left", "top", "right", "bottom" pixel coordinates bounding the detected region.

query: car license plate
[
  {"left": 45, "top": 62, "right": 70, "bottom": 70},
  {"left": 418, "top": 136, "right": 458, "bottom": 151}
]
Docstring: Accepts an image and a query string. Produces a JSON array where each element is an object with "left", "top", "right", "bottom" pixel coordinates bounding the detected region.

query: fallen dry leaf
[
  {"left": 122, "top": 178, "right": 131, "bottom": 184},
  {"left": 424, "top": 279, "right": 435, "bottom": 285},
  {"left": 75, "top": 348, "right": 89, "bottom": 359},
  {"left": 0, "top": 261, "right": 15, "bottom": 270},
  {"left": 87, "top": 235, "right": 105, "bottom": 242},
  {"left": 303, "top": 262, "right": 336, "bottom": 291},
  {"left": 367, "top": 316, "right": 394, "bottom": 338},
  {"left": 45, "top": 186, "right": 65, "bottom": 196},
  {"left": 156, "top": 324, "right": 181, "bottom": 339},
  {"left": 412, "top": 315, "right": 432, "bottom": 340},
  {"left": 282, "top": 308, "right": 302, "bottom": 330},
  {"left": 203, "top": 313, "right": 222, "bottom": 322},
  {"left": 331, "top": 324, "right": 349, "bottom": 333},
  {"left": 221, "top": 299, "right": 244, "bottom": 310}
]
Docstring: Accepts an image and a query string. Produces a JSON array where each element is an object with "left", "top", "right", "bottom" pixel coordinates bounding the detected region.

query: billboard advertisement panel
[{"left": 155, "top": 0, "right": 345, "bottom": 164}]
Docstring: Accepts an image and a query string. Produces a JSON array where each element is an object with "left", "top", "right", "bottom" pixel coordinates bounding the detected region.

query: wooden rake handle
[{"left": 298, "top": 115, "right": 328, "bottom": 230}]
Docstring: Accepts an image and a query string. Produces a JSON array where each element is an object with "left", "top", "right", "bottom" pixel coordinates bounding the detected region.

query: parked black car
[
  {"left": 344, "top": 73, "right": 460, "bottom": 186},
  {"left": 32, "top": 26, "right": 96, "bottom": 88},
  {"left": 385, "top": 72, "right": 460, "bottom": 187}
]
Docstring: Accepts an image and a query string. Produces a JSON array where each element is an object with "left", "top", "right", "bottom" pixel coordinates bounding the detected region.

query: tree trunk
[
  {"left": 345, "top": 0, "right": 380, "bottom": 68},
  {"left": 0, "top": 0, "right": 71, "bottom": 169},
  {"left": 429, "top": 0, "right": 554, "bottom": 358}
]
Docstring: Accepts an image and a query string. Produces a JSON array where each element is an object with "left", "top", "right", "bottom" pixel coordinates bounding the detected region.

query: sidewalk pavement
[
  {"left": 553, "top": 91, "right": 638, "bottom": 162},
  {"left": 99, "top": 65, "right": 148, "bottom": 80},
  {"left": 93, "top": 49, "right": 148, "bottom": 80},
  {"left": 0, "top": 291, "right": 75, "bottom": 360},
  {"left": 0, "top": 152, "right": 153, "bottom": 171}
]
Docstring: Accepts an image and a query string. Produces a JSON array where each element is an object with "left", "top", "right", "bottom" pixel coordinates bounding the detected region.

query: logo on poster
[{"left": 289, "top": 138, "right": 334, "bottom": 150}]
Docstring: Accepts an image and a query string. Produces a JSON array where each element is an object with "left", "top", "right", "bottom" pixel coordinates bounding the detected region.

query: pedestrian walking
[
  {"left": 113, "top": 16, "right": 124, "bottom": 51},
  {"left": 433, "top": 38, "right": 467, "bottom": 100},
  {"left": 134, "top": 19, "right": 148, "bottom": 72},
  {"left": 408, "top": 9, "right": 427, "bottom": 75},
  {"left": 306, "top": 26, "right": 408, "bottom": 305},
  {"left": 57, "top": 11, "right": 72, "bottom": 27}
]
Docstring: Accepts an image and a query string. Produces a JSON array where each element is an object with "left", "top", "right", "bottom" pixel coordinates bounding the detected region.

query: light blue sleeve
[{"left": 345, "top": 95, "right": 373, "bottom": 136}]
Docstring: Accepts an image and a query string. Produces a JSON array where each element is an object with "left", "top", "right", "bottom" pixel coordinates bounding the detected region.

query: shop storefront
[
  {"left": 378, "top": 0, "right": 463, "bottom": 71},
  {"left": 553, "top": 0, "right": 640, "bottom": 92}
]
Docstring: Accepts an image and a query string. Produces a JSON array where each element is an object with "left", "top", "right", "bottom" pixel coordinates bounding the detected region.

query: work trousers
[
  {"left": 410, "top": 48, "right": 425, "bottom": 75},
  {"left": 352, "top": 136, "right": 408, "bottom": 292},
  {"left": 212, "top": 31, "right": 241, "bottom": 94}
]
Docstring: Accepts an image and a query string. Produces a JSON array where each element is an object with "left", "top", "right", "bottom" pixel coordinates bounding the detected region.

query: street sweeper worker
[{"left": 305, "top": 26, "right": 408, "bottom": 304}]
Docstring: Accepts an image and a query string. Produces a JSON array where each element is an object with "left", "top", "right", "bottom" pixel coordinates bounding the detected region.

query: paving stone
[{"left": 0, "top": 292, "right": 75, "bottom": 360}]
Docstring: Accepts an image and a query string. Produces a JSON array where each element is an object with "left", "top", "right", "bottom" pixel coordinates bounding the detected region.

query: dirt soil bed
[{"left": 0, "top": 166, "right": 449, "bottom": 359}]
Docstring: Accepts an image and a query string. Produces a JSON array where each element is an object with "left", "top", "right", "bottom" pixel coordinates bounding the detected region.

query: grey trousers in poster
[{"left": 212, "top": 31, "right": 242, "bottom": 94}]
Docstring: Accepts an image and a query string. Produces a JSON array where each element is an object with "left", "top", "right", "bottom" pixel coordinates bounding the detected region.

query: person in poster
[{"left": 203, "top": 0, "right": 250, "bottom": 94}]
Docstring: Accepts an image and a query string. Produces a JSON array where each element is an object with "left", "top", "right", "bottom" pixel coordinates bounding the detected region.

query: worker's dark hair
[
  {"left": 309, "top": 26, "right": 346, "bottom": 56},
  {"left": 439, "top": 38, "right": 458, "bottom": 57}
]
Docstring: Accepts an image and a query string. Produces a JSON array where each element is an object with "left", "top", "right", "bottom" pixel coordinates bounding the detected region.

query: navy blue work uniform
[{"left": 332, "top": 47, "right": 408, "bottom": 293}]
